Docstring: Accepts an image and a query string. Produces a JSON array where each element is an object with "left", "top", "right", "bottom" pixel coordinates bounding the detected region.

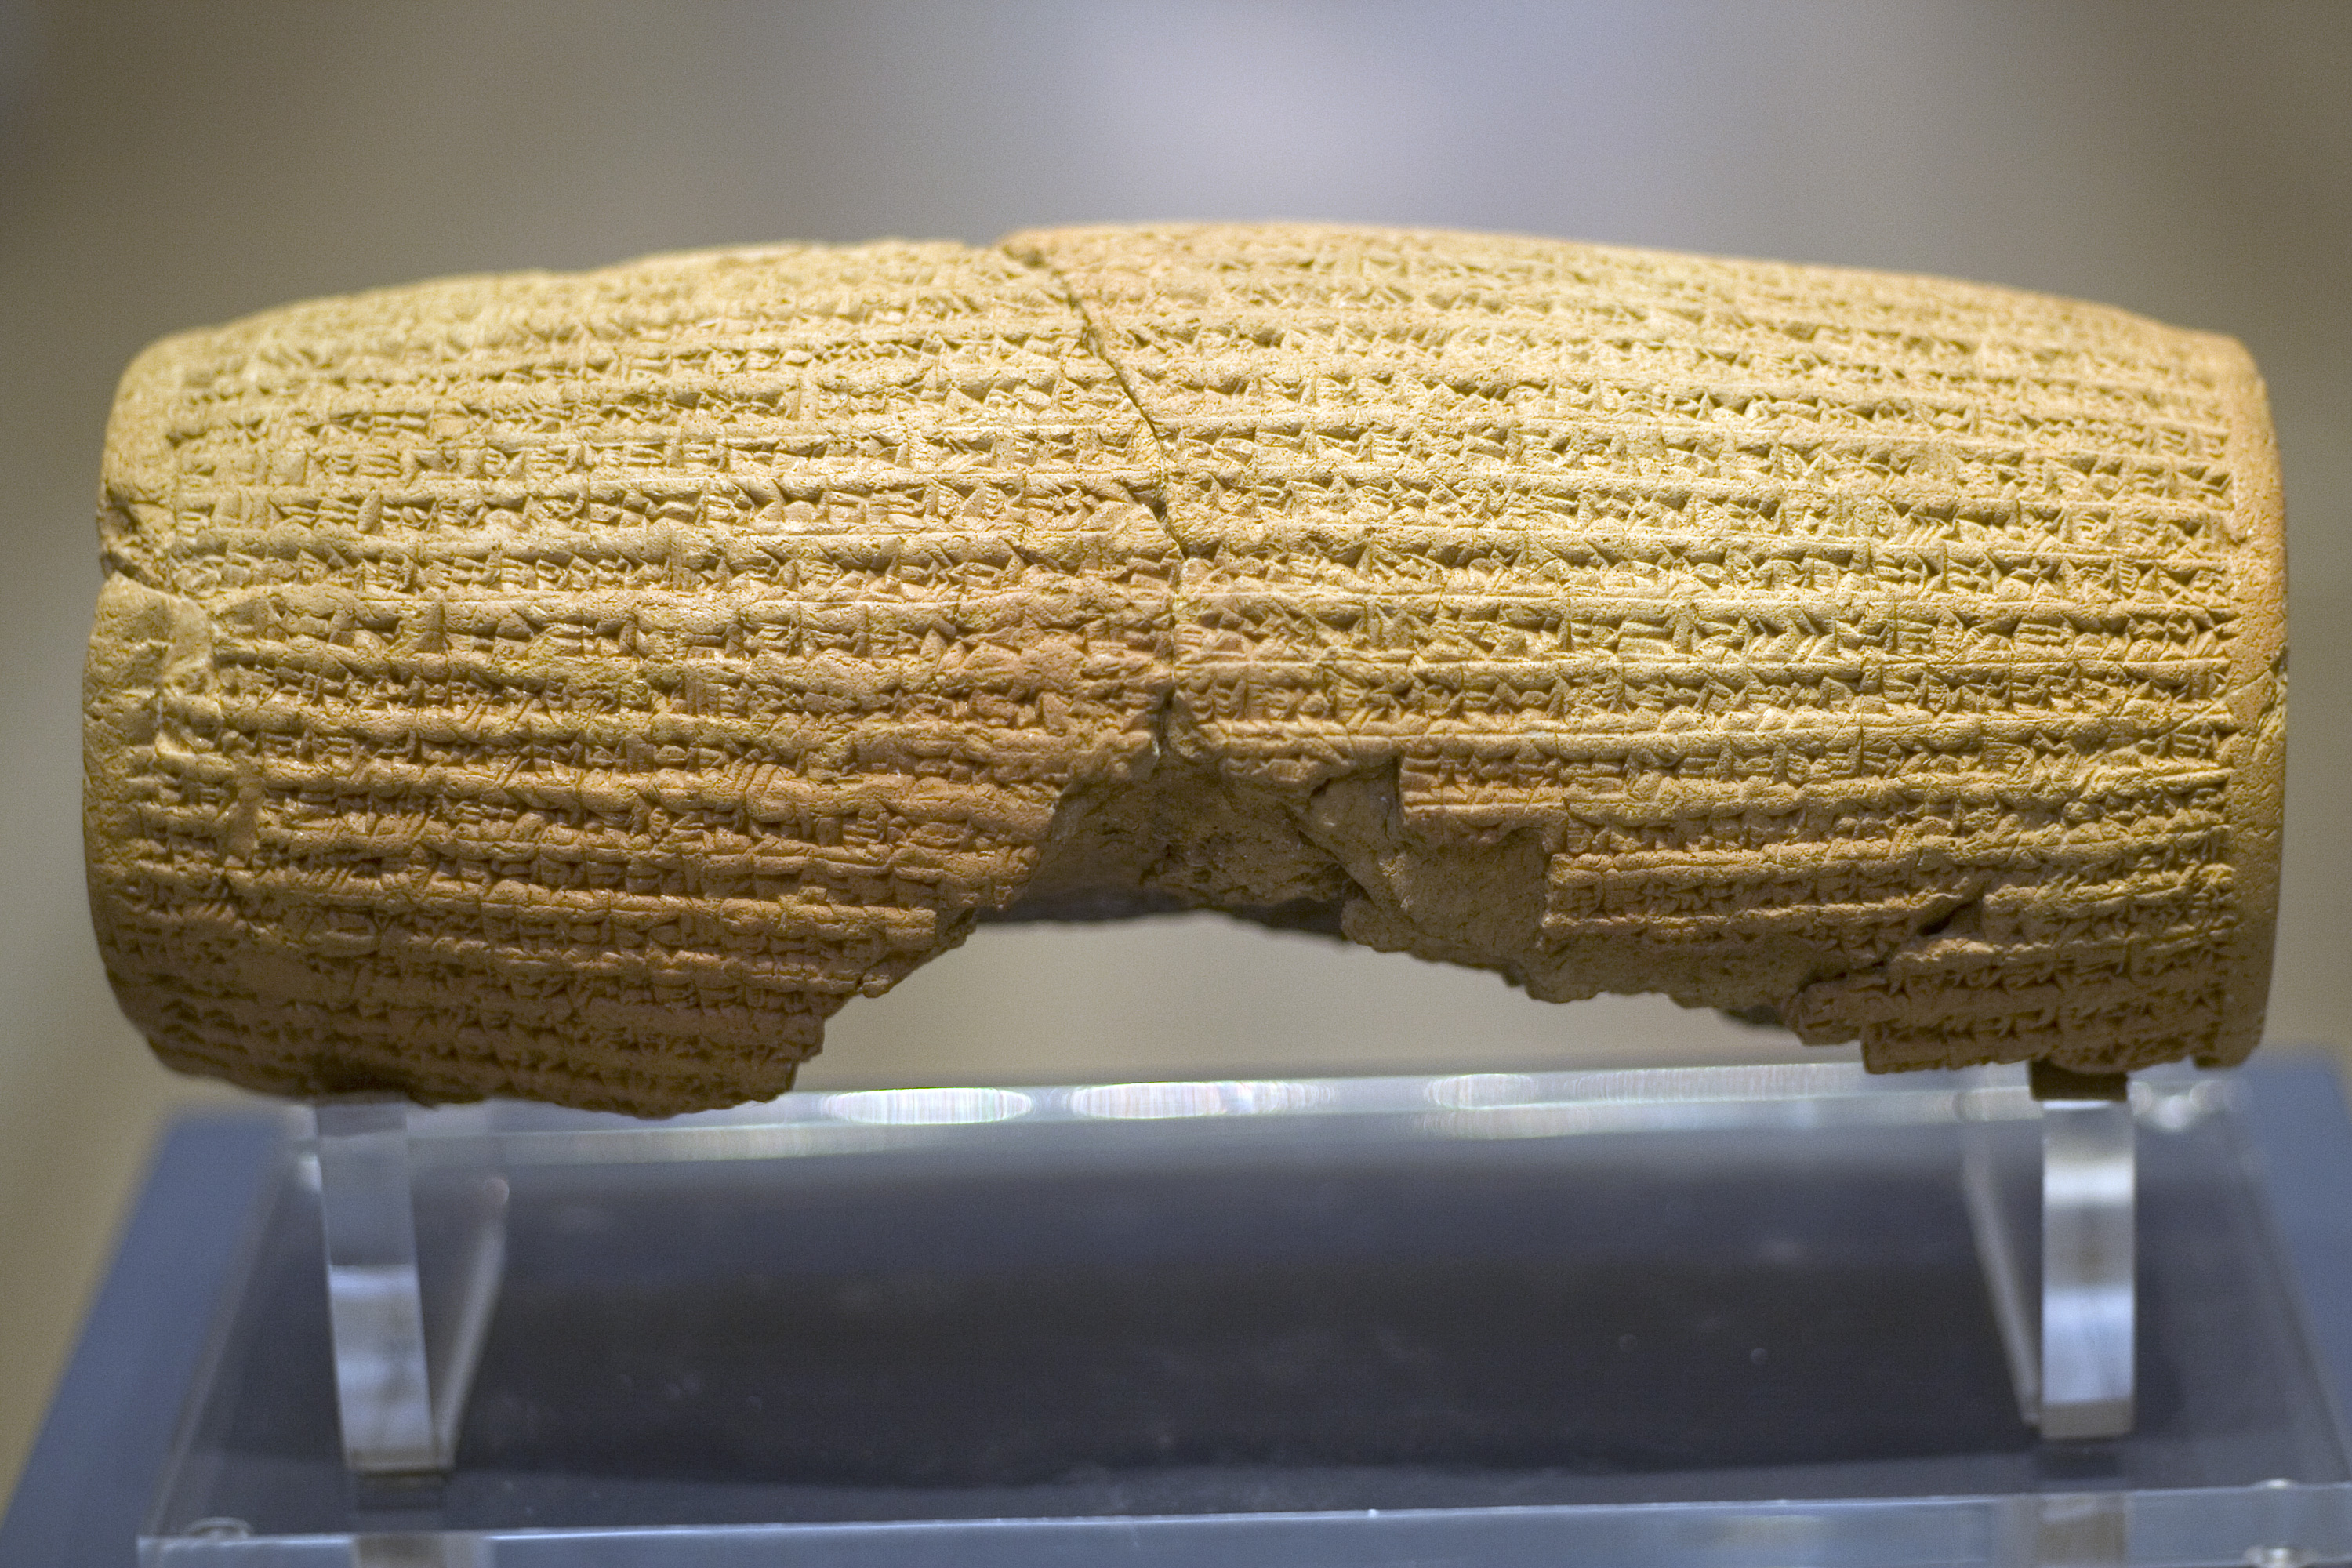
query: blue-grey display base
[{"left": 8, "top": 1062, "right": 2352, "bottom": 1567}]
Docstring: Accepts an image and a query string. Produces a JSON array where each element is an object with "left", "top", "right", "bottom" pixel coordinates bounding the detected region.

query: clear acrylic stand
[
  {"left": 313, "top": 1100, "right": 509, "bottom": 1475},
  {"left": 314, "top": 1064, "right": 2142, "bottom": 1471},
  {"left": 1964, "top": 1069, "right": 2139, "bottom": 1443},
  {"left": 142, "top": 1062, "right": 2352, "bottom": 1566}
]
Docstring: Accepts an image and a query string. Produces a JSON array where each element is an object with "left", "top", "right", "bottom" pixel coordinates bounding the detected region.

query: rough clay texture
[{"left": 84, "top": 225, "right": 2287, "bottom": 1115}]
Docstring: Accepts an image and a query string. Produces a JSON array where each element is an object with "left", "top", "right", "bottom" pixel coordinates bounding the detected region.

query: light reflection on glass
[
  {"left": 396, "top": 1063, "right": 2068, "bottom": 1159},
  {"left": 822, "top": 1087, "right": 1035, "bottom": 1126},
  {"left": 1425, "top": 1073, "right": 1537, "bottom": 1109},
  {"left": 2140, "top": 1079, "right": 2229, "bottom": 1133},
  {"left": 1067, "top": 1080, "right": 1331, "bottom": 1120}
]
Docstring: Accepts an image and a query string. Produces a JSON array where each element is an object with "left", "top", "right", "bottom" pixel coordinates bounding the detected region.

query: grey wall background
[{"left": 3, "top": 0, "right": 2347, "bottom": 1504}]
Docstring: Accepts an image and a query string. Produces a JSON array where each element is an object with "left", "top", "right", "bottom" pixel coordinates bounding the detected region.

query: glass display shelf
[{"left": 136, "top": 1062, "right": 2352, "bottom": 1567}]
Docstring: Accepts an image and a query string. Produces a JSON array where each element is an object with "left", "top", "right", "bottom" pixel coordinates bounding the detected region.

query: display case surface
[{"left": 9, "top": 1061, "right": 2352, "bottom": 1567}]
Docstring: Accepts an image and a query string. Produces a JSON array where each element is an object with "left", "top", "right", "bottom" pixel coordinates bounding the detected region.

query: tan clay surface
[{"left": 82, "top": 225, "right": 2287, "bottom": 1114}]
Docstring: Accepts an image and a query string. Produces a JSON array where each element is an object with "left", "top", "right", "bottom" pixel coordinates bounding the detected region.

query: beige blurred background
[{"left": 3, "top": 0, "right": 2349, "bottom": 1506}]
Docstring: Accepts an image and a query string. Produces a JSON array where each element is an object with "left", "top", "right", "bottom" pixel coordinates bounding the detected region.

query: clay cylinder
[{"left": 82, "top": 225, "right": 2286, "bottom": 1114}]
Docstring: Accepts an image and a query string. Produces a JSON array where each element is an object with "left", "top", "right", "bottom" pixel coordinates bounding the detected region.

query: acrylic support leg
[
  {"left": 312, "top": 1102, "right": 508, "bottom": 1475},
  {"left": 1962, "top": 1071, "right": 2136, "bottom": 1441}
]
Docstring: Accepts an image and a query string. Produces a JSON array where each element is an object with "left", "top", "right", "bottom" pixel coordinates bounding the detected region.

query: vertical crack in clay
[
  {"left": 1002, "top": 234, "right": 1190, "bottom": 748},
  {"left": 999, "top": 237, "right": 1195, "bottom": 897}
]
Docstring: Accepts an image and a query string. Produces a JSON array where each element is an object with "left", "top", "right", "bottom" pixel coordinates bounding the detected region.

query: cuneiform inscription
[{"left": 84, "top": 225, "right": 2286, "bottom": 1113}]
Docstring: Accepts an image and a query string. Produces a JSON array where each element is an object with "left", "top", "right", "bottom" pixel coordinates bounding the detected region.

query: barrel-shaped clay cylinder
[{"left": 82, "top": 225, "right": 2286, "bottom": 1114}]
